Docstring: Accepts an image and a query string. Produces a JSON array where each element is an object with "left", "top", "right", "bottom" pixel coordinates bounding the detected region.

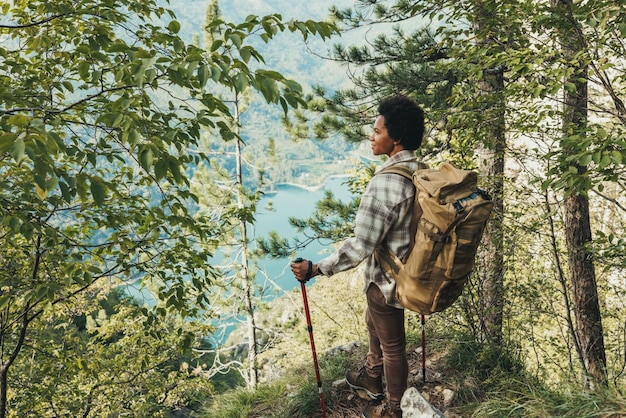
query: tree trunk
[
  {"left": 474, "top": 1, "right": 506, "bottom": 346},
  {"left": 554, "top": 0, "right": 607, "bottom": 386},
  {"left": 477, "top": 71, "right": 506, "bottom": 345},
  {"left": 564, "top": 193, "right": 607, "bottom": 385},
  {"left": 0, "top": 364, "right": 7, "bottom": 418},
  {"left": 0, "top": 306, "right": 31, "bottom": 418},
  {"left": 203, "top": 2, "right": 258, "bottom": 389},
  {"left": 234, "top": 100, "right": 258, "bottom": 389},
  {"left": 477, "top": 150, "right": 505, "bottom": 344}
]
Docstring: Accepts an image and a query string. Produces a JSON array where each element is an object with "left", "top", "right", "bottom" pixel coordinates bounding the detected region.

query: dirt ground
[{"left": 319, "top": 347, "right": 465, "bottom": 418}]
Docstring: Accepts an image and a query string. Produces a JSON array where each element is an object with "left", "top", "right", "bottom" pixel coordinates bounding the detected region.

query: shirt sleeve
[{"left": 317, "top": 176, "right": 399, "bottom": 276}]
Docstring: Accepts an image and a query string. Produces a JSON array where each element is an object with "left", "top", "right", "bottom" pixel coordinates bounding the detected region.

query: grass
[
  {"left": 204, "top": 332, "right": 625, "bottom": 418},
  {"left": 203, "top": 353, "right": 350, "bottom": 418},
  {"left": 436, "top": 338, "right": 626, "bottom": 418},
  {"left": 202, "top": 269, "right": 625, "bottom": 417},
  {"left": 472, "top": 379, "right": 626, "bottom": 417}
]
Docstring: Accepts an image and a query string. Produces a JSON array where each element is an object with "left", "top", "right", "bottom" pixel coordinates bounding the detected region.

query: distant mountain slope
[
  {"left": 165, "top": 0, "right": 360, "bottom": 187},
  {"left": 169, "top": 0, "right": 353, "bottom": 91}
]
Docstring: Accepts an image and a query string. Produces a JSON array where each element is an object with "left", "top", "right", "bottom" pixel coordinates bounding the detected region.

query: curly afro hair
[{"left": 377, "top": 95, "right": 424, "bottom": 151}]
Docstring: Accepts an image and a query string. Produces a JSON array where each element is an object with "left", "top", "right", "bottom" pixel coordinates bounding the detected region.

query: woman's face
[{"left": 369, "top": 115, "right": 402, "bottom": 157}]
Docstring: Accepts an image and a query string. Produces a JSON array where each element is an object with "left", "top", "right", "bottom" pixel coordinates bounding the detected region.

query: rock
[
  {"left": 324, "top": 340, "right": 360, "bottom": 356},
  {"left": 442, "top": 388, "right": 455, "bottom": 407},
  {"left": 401, "top": 387, "right": 446, "bottom": 418}
]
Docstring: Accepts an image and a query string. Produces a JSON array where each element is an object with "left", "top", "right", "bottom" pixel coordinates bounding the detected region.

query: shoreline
[{"left": 263, "top": 174, "right": 350, "bottom": 195}]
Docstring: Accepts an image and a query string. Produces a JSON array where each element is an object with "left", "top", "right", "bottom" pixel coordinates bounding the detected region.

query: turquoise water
[
  {"left": 253, "top": 177, "right": 352, "bottom": 294},
  {"left": 212, "top": 176, "right": 353, "bottom": 344}
]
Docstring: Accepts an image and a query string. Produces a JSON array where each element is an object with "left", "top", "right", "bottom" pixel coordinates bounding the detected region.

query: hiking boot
[
  {"left": 346, "top": 367, "right": 384, "bottom": 400},
  {"left": 362, "top": 402, "right": 402, "bottom": 418}
]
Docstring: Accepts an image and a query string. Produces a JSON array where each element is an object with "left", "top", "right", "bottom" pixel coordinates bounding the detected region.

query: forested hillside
[{"left": 170, "top": 0, "right": 361, "bottom": 189}]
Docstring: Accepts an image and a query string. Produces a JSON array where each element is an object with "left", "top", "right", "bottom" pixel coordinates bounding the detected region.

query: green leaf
[
  {"left": 76, "top": 173, "right": 88, "bottom": 200},
  {"left": 139, "top": 146, "right": 154, "bottom": 170},
  {"left": 599, "top": 153, "right": 611, "bottom": 169},
  {"left": 233, "top": 72, "right": 248, "bottom": 93},
  {"left": 155, "top": 158, "right": 168, "bottom": 180},
  {"left": 7, "top": 114, "right": 30, "bottom": 127},
  {"left": 260, "top": 77, "right": 279, "bottom": 103},
  {"left": 228, "top": 33, "right": 242, "bottom": 48},
  {"left": 46, "top": 176, "right": 59, "bottom": 192},
  {"left": 78, "top": 61, "right": 90, "bottom": 80},
  {"left": 210, "top": 39, "right": 223, "bottom": 52},
  {"left": 107, "top": 41, "right": 128, "bottom": 53},
  {"left": 20, "top": 222, "right": 34, "bottom": 240},
  {"left": 111, "top": 112, "right": 124, "bottom": 127},
  {"left": 145, "top": 68, "right": 157, "bottom": 84},
  {"left": 283, "top": 79, "right": 302, "bottom": 93},
  {"left": 610, "top": 150, "right": 623, "bottom": 164},
  {"left": 127, "top": 129, "right": 140, "bottom": 147},
  {"left": 198, "top": 64, "right": 210, "bottom": 87},
  {"left": 11, "top": 138, "right": 25, "bottom": 163},
  {"left": 35, "top": 286, "right": 48, "bottom": 300},
  {"left": 168, "top": 20, "right": 181, "bottom": 34},
  {"left": 579, "top": 153, "right": 592, "bottom": 165},
  {"left": 210, "top": 65, "right": 222, "bottom": 82},
  {"left": 59, "top": 181, "right": 72, "bottom": 202},
  {"left": 0, "top": 133, "right": 17, "bottom": 154},
  {"left": 240, "top": 47, "right": 252, "bottom": 63},
  {"left": 186, "top": 60, "right": 199, "bottom": 78},
  {"left": 564, "top": 82, "right": 577, "bottom": 93},
  {"left": 90, "top": 177, "right": 107, "bottom": 206},
  {"left": 592, "top": 150, "right": 602, "bottom": 164},
  {"left": 7, "top": 216, "right": 21, "bottom": 232},
  {"left": 0, "top": 294, "right": 10, "bottom": 311},
  {"left": 168, "top": 156, "right": 183, "bottom": 183}
]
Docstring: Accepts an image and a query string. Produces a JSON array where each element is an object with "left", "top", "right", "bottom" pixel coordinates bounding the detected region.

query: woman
[{"left": 291, "top": 94, "right": 425, "bottom": 418}]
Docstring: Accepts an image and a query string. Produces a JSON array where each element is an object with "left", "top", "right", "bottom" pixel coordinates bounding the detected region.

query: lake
[
  {"left": 253, "top": 176, "right": 353, "bottom": 294},
  {"left": 210, "top": 176, "right": 354, "bottom": 345}
]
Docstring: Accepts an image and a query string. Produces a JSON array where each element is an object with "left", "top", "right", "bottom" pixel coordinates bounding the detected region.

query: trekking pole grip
[{"left": 294, "top": 257, "right": 313, "bottom": 282}]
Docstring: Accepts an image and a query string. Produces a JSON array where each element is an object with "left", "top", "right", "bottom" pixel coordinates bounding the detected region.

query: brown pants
[{"left": 364, "top": 284, "right": 408, "bottom": 411}]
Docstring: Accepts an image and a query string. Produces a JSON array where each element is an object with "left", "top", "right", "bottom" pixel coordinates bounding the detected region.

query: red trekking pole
[
  {"left": 421, "top": 313, "right": 427, "bottom": 383},
  {"left": 294, "top": 258, "right": 327, "bottom": 418}
]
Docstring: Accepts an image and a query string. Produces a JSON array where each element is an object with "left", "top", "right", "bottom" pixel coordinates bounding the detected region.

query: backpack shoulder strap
[
  {"left": 377, "top": 161, "right": 428, "bottom": 180},
  {"left": 375, "top": 161, "right": 428, "bottom": 266},
  {"left": 378, "top": 165, "right": 415, "bottom": 180}
]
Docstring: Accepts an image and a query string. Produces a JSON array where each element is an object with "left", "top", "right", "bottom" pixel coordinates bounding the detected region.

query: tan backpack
[{"left": 375, "top": 161, "right": 494, "bottom": 315}]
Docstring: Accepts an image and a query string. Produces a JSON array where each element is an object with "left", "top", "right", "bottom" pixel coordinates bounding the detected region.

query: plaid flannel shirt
[{"left": 317, "top": 150, "right": 420, "bottom": 308}]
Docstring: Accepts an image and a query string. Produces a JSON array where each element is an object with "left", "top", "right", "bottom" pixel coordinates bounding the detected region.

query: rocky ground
[{"left": 317, "top": 345, "right": 465, "bottom": 418}]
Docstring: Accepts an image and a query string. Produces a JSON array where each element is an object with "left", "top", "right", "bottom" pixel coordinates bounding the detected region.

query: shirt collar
[{"left": 375, "top": 150, "right": 416, "bottom": 173}]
